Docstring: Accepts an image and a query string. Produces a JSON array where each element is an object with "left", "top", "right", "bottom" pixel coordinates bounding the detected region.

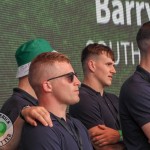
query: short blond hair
[{"left": 28, "top": 52, "right": 70, "bottom": 95}]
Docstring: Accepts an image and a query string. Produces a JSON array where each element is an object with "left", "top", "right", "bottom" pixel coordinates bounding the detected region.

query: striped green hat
[{"left": 15, "top": 38, "right": 55, "bottom": 78}]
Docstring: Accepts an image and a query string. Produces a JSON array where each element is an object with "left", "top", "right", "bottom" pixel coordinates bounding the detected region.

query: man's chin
[
  {"left": 69, "top": 98, "right": 80, "bottom": 105},
  {"left": 106, "top": 82, "right": 112, "bottom": 87}
]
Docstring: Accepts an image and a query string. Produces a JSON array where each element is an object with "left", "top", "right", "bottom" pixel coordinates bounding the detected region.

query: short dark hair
[
  {"left": 81, "top": 43, "right": 114, "bottom": 67},
  {"left": 136, "top": 21, "right": 150, "bottom": 55}
]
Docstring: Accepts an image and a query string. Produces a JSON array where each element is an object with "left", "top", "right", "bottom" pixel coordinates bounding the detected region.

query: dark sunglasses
[{"left": 47, "top": 72, "right": 77, "bottom": 83}]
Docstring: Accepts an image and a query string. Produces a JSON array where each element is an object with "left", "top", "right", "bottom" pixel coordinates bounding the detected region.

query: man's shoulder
[
  {"left": 22, "top": 116, "right": 86, "bottom": 141},
  {"left": 23, "top": 121, "right": 61, "bottom": 139},
  {"left": 105, "top": 92, "right": 118, "bottom": 101},
  {"left": 1, "top": 88, "right": 36, "bottom": 110},
  {"left": 1, "top": 88, "right": 37, "bottom": 123},
  {"left": 120, "top": 71, "right": 150, "bottom": 96},
  {"left": 21, "top": 122, "right": 61, "bottom": 150},
  {"left": 2, "top": 88, "right": 31, "bottom": 104},
  {"left": 79, "top": 84, "right": 90, "bottom": 95},
  {"left": 105, "top": 92, "right": 118, "bottom": 98},
  {"left": 121, "top": 70, "right": 147, "bottom": 88},
  {"left": 79, "top": 84, "right": 99, "bottom": 100},
  {"left": 0, "top": 88, "right": 25, "bottom": 115}
]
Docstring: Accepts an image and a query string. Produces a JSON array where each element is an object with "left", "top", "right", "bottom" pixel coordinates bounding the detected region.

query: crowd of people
[{"left": 0, "top": 21, "right": 150, "bottom": 150}]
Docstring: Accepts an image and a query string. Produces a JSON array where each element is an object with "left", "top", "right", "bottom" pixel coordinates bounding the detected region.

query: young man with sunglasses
[
  {"left": 21, "top": 52, "right": 93, "bottom": 150},
  {"left": 69, "top": 43, "right": 125, "bottom": 150}
]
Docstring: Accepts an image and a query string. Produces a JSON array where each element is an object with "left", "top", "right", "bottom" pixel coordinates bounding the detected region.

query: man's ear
[
  {"left": 42, "top": 81, "right": 52, "bottom": 92},
  {"left": 88, "top": 60, "right": 96, "bottom": 72}
]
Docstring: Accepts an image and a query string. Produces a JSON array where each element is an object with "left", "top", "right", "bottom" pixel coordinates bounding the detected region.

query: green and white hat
[{"left": 15, "top": 38, "right": 55, "bottom": 78}]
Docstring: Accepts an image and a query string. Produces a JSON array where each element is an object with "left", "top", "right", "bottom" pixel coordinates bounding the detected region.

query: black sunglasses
[{"left": 47, "top": 72, "right": 77, "bottom": 83}]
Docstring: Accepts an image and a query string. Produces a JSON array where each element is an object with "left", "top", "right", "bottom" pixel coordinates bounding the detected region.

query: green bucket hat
[{"left": 15, "top": 38, "right": 55, "bottom": 78}]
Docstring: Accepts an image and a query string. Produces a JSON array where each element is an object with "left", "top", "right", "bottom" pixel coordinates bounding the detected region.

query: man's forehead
[
  {"left": 93, "top": 54, "right": 114, "bottom": 65},
  {"left": 99, "top": 51, "right": 114, "bottom": 60},
  {"left": 51, "top": 62, "right": 73, "bottom": 72}
]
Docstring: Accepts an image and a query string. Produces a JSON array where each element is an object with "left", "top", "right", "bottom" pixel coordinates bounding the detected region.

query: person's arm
[
  {"left": 0, "top": 106, "right": 53, "bottom": 150},
  {"left": 142, "top": 122, "right": 150, "bottom": 143},
  {"left": 88, "top": 125, "right": 122, "bottom": 149},
  {"left": 21, "top": 106, "right": 53, "bottom": 127}
]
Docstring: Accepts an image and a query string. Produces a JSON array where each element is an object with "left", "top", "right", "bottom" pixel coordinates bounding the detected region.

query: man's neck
[
  {"left": 139, "top": 52, "right": 150, "bottom": 73},
  {"left": 39, "top": 98, "right": 67, "bottom": 120},
  {"left": 18, "top": 77, "right": 37, "bottom": 99}
]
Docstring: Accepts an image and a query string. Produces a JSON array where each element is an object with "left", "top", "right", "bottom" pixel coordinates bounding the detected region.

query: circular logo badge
[{"left": 0, "top": 113, "right": 13, "bottom": 147}]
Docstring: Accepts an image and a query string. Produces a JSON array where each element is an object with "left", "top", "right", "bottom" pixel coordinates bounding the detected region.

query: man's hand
[
  {"left": 21, "top": 106, "right": 53, "bottom": 127},
  {"left": 89, "top": 125, "right": 120, "bottom": 147}
]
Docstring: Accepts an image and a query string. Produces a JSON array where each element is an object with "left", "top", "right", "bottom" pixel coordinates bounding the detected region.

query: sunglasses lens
[
  {"left": 68, "top": 72, "right": 77, "bottom": 82},
  {"left": 69, "top": 73, "right": 74, "bottom": 82}
]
